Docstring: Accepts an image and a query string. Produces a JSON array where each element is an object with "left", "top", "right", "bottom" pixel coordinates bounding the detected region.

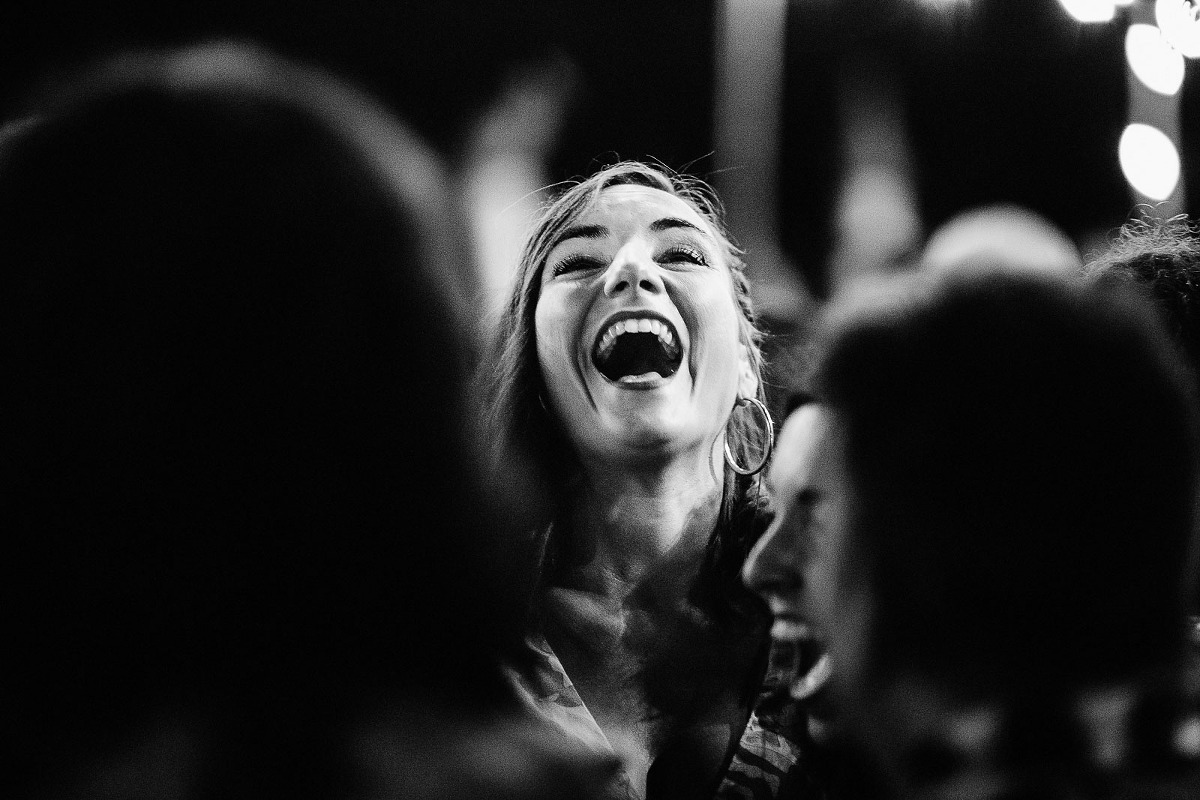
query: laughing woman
[{"left": 488, "top": 162, "right": 806, "bottom": 800}]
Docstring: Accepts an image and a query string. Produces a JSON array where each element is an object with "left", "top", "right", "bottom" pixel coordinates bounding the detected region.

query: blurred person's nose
[{"left": 742, "top": 514, "right": 804, "bottom": 598}]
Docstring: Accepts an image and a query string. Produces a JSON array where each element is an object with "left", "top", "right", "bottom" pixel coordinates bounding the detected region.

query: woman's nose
[
  {"left": 742, "top": 519, "right": 803, "bottom": 596},
  {"left": 602, "top": 246, "right": 665, "bottom": 297}
]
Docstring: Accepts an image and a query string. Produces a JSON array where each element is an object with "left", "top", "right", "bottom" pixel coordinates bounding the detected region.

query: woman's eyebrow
[
  {"left": 552, "top": 224, "right": 608, "bottom": 248},
  {"left": 651, "top": 217, "right": 711, "bottom": 238}
]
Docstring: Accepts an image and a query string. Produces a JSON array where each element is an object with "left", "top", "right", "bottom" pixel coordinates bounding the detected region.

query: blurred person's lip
[
  {"left": 766, "top": 603, "right": 821, "bottom": 640},
  {"left": 770, "top": 614, "right": 814, "bottom": 642}
]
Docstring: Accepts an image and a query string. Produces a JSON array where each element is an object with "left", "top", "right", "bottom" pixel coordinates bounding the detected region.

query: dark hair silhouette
[
  {"left": 812, "top": 266, "right": 1200, "bottom": 797},
  {"left": 0, "top": 41, "right": 541, "bottom": 799},
  {"left": 817, "top": 266, "right": 1197, "bottom": 688}
]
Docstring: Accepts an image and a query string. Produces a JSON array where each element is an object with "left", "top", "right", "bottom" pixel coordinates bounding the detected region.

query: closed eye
[
  {"left": 658, "top": 245, "right": 708, "bottom": 267},
  {"left": 777, "top": 487, "right": 822, "bottom": 536},
  {"left": 551, "top": 253, "right": 606, "bottom": 277},
  {"left": 784, "top": 497, "right": 825, "bottom": 556}
]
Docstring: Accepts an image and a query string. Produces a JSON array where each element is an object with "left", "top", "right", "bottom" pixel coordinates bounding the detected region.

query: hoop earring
[{"left": 724, "top": 396, "right": 774, "bottom": 476}]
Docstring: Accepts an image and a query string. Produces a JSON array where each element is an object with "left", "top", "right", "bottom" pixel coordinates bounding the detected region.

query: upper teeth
[
  {"left": 596, "top": 317, "right": 676, "bottom": 358},
  {"left": 771, "top": 618, "right": 813, "bottom": 643}
]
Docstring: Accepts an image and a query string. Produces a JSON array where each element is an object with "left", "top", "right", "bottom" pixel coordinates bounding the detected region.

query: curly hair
[{"left": 1084, "top": 214, "right": 1200, "bottom": 392}]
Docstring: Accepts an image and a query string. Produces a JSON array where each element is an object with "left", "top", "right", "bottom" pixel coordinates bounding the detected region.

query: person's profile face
[
  {"left": 532, "top": 185, "right": 754, "bottom": 466},
  {"left": 742, "top": 405, "right": 851, "bottom": 710}
]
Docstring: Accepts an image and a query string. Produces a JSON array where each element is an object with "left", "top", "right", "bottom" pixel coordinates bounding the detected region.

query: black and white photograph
[{"left": 4, "top": 2, "right": 1200, "bottom": 798}]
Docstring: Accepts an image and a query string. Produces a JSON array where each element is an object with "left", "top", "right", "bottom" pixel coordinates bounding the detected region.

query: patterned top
[
  {"left": 505, "top": 631, "right": 812, "bottom": 800},
  {"left": 504, "top": 633, "right": 641, "bottom": 800},
  {"left": 715, "top": 637, "right": 825, "bottom": 800}
]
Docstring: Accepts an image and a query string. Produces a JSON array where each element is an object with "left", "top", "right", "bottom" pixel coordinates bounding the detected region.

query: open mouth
[
  {"left": 592, "top": 316, "right": 683, "bottom": 383},
  {"left": 791, "top": 652, "right": 831, "bottom": 701},
  {"left": 769, "top": 615, "right": 831, "bottom": 701}
]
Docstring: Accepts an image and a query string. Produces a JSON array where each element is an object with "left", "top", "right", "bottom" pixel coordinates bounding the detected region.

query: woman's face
[
  {"left": 742, "top": 407, "right": 866, "bottom": 741},
  {"left": 534, "top": 185, "right": 755, "bottom": 468}
]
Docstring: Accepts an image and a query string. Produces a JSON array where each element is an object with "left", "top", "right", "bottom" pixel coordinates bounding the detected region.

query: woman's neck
[{"left": 558, "top": 446, "right": 725, "bottom": 597}]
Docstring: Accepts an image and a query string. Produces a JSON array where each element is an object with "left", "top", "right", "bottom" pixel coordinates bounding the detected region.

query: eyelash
[
  {"left": 659, "top": 246, "right": 708, "bottom": 267},
  {"left": 550, "top": 246, "right": 708, "bottom": 277},
  {"left": 551, "top": 254, "right": 604, "bottom": 277}
]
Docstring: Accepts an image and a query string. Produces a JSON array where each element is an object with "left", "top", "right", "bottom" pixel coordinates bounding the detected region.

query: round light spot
[
  {"left": 1156, "top": 0, "right": 1200, "bottom": 58},
  {"left": 1127, "top": 24, "right": 1186, "bottom": 95},
  {"left": 1119, "top": 123, "right": 1182, "bottom": 200},
  {"left": 1173, "top": 716, "right": 1200, "bottom": 758},
  {"left": 1059, "top": 0, "right": 1116, "bottom": 22}
]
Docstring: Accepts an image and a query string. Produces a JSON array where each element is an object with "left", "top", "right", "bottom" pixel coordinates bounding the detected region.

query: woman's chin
[
  {"left": 566, "top": 368, "right": 734, "bottom": 466},
  {"left": 585, "top": 369, "right": 687, "bottom": 426},
  {"left": 581, "top": 414, "right": 702, "bottom": 466},
  {"left": 602, "top": 417, "right": 685, "bottom": 456}
]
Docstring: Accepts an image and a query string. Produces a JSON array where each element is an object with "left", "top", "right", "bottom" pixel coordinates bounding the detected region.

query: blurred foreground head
[
  {"left": 921, "top": 203, "right": 1082, "bottom": 276},
  {"left": 0, "top": 40, "right": 543, "bottom": 799},
  {"left": 810, "top": 265, "right": 1200, "bottom": 797}
]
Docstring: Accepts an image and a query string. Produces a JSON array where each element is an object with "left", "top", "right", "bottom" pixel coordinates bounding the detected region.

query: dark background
[{"left": 0, "top": 0, "right": 1190, "bottom": 299}]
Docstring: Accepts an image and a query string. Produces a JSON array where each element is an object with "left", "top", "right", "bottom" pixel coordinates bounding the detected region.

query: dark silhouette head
[
  {"left": 0, "top": 40, "right": 531, "bottom": 799},
  {"left": 810, "top": 265, "right": 1200, "bottom": 797}
]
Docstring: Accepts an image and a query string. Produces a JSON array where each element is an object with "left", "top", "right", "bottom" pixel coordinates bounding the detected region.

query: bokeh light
[
  {"left": 1156, "top": 0, "right": 1200, "bottom": 58},
  {"left": 1119, "top": 123, "right": 1181, "bottom": 200},
  {"left": 1059, "top": 0, "right": 1116, "bottom": 23},
  {"left": 1126, "top": 23, "right": 1186, "bottom": 95}
]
